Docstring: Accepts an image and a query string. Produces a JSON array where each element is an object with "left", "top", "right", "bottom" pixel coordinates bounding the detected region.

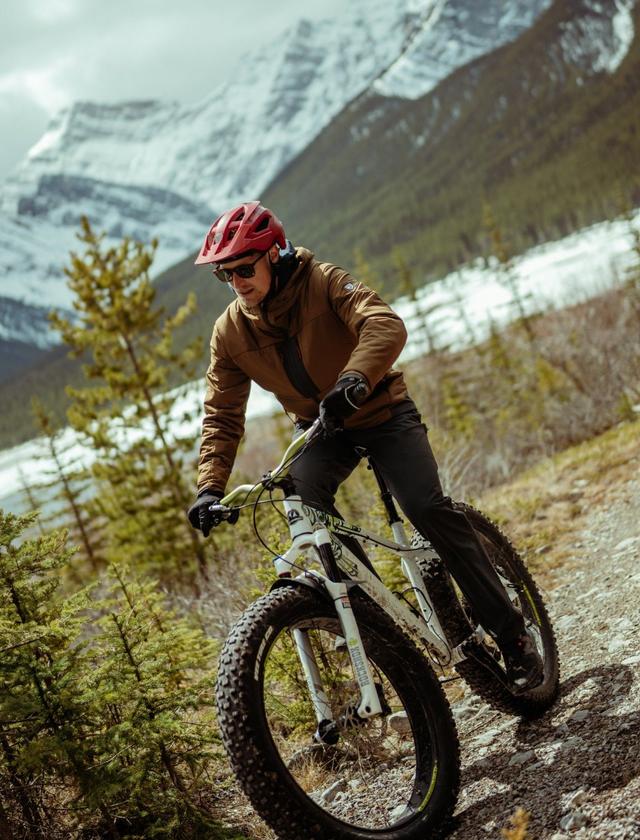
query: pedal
[{"left": 458, "top": 637, "right": 510, "bottom": 688}]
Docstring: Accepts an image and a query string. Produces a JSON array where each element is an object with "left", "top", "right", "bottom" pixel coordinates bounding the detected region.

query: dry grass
[
  {"left": 191, "top": 286, "right": 640, "bottom": 839},
  {"left": 501, "top": 807, "right": 531, "bottom": 839},
  {"left": 207, "top": 419, "right": 640, "bottom": 838},
  {"left": 479, "top": 417, "right": 640, "bottom": 585},
  {"left": 404, "top": 282, "right": 640, "bottom": 499}
]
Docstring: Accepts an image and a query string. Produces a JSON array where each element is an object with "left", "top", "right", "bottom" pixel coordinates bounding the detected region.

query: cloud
[
  {"left": 0, "top": 90, "right": 49, "bottom": 175},
  {"left": 0, "top": 62, "right": 72, "bottom": 113},
  {"left": 0, "top": 0, "right": 347, "bottom": 179},
  {"left": 28, "top": 0, "right": 78, "bottom": 24}
]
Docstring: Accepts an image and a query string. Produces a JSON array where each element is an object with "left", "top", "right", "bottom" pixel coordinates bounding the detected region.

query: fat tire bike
[{"left": 214, "top": 420, "right": 559, "bottom": 839}]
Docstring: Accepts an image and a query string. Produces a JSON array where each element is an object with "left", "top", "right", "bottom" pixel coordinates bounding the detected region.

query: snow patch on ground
[
  {"left": 396, "top": 210, "right": 639, "bottom": 360},
  {"left": 606, "top": 0, "right": 636, "bottom": 73}
]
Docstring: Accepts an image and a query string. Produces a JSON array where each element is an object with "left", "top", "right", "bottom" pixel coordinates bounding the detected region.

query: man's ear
[{"left": 268, "top": 243, "right": 280, "bottom": 263}]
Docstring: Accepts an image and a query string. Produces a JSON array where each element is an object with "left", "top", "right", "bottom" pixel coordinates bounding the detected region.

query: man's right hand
[
  {"left": 319, "top": 374, "right": 370, "bottom": 434},
  {"left": 187, "top": 489, "right": 222, "bottom": 537}
]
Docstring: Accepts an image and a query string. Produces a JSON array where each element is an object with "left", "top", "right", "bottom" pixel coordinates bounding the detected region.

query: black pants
[{"left": 290, "top": 400, "right": 525, "bottom": 643}]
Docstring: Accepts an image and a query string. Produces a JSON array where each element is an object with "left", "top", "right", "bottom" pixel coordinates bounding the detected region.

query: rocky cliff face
[
  {"left": 0, "top": 0, "right": 554, "bottom": 354},
  {"left": 373, "top": 0, "right": 552, "bottom": 98}
]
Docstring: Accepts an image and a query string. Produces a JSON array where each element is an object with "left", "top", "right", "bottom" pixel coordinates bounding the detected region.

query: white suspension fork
[
  {"left": 281, "top": 525, "right": 383, "bottom": 724},
  {"left": 322, "top": 580, "right": 383, "bottom": 719},
  {"left": 292, "top": 628, "right": 334, "bottom": 724}
]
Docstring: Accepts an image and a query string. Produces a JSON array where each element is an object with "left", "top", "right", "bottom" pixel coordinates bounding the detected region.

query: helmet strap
[{"left": 263, "top": 241, "right": 298, "bottom": 305}]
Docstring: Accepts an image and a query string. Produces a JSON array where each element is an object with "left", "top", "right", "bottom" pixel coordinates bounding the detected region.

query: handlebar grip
[{"left": 351, "top": 380, "right": 369, "bottom": 405}]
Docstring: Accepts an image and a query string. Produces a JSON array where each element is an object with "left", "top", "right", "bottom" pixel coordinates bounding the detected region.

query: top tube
[{"left": 220, "top": 418, "right": 322, "bottom": 507}]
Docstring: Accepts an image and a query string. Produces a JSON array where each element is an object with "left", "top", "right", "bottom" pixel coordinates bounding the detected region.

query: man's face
[{"left": 222, "top": 245, "right": 279, "bottom": 306}]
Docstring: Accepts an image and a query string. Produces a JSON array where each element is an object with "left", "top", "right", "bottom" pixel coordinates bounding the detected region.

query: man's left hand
[{"left": 319, "top": 374, "right": 370, "bottom": 433}]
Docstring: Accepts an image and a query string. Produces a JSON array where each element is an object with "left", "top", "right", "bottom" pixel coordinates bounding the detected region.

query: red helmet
[{"left": 194, "top": 201, "right": 286, "bottom": 265}]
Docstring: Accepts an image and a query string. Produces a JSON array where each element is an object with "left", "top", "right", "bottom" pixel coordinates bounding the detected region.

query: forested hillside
[
  {"left": 264, "top": 0, "right": 640, "bottom": 278},
  {"left": 0, "top": 252, "right": 230, "bottom": 448},
  {"left": 3, "top": 1, "right": 639, "bottom": 837}
]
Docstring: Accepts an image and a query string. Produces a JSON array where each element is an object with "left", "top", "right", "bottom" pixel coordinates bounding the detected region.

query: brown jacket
[{"left": 197, "top": 247, "right": 409, "bottom": 492}]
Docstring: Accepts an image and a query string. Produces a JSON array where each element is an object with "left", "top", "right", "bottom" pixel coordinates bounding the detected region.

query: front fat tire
[{"left": 216, "top": 586, "right": 460, "bottom": 840}]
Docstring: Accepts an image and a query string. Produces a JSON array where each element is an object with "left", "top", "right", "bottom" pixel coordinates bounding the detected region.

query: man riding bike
[{"left": 187, "top": 200, "right": 543, "bottom": 692}]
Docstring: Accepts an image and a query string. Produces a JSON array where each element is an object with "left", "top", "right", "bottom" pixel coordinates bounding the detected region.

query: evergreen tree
[
  {"left": 0, "top": 510, "right": 110, "bottom": 838},
  {"left": 31, "top": 398, "right": 101, "bottom": 574},
  {"left": 449, "top": 273, "right": 480, "bottom": 350},
  {"left": 81, "top": 563, "right": 223, "bottom": 837},
  {"left": 16, "top": 469, "right": 45, "bottom": 537},
  {"left": 483, "top": 205, "right": 589, "bottom": 398},
  {"left": 623, "top": 205, "right": 640, "bottom": 318},
  {"left": 0, "top": 511, "right": 236, "bottom": 838},
  {"left": 483, "top": 204, "right": 537, "bottom": 345},
  {"left": 440, "top": 368, "right": 476, "bottom": 440},
  {"left": 50, "top": 218, "right": 209, "bottom": 589},
  {"left": 353, "top": 247, "right": 384, "bottom": 293}
]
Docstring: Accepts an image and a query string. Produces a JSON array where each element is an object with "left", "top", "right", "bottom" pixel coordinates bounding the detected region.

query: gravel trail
[{"left": 450, "top": 473, "right": 640, "bottom": 839}]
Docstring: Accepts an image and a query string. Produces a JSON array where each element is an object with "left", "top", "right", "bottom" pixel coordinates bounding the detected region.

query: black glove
[
  {"left": 187, "top": 489, "right": 222, "bottom": 537},
  {"left": 319, "top": 374, "right": 370, "bottom": 434}
]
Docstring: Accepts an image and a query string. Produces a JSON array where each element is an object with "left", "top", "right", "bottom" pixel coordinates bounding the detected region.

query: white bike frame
[{"left": 219, "top": 421, "right": 466, "bottom": 735}]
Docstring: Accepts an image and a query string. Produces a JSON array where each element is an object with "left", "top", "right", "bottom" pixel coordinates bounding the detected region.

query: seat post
[{"left": 366, "top": 455, "right": 402, "bottom": 526}]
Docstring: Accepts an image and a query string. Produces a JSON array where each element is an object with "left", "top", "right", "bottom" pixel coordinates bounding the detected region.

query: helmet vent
[{"left": 194, "top": 201, "right": 285, "bottom": 265}]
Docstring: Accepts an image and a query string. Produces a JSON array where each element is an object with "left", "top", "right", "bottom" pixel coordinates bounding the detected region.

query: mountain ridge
[{"left": 2, "top": 0, "right": 634, "bottom": 436}]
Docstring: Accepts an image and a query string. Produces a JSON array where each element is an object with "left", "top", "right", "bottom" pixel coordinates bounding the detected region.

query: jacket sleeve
[
  {"left": 326, "top": 266, "right": 407, "bottom": 389},
  {"left": 197, "top": 321, "right": 251, "bottom": 494}
]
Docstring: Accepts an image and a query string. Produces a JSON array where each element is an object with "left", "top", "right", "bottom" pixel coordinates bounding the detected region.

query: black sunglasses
[{"left": 214, "top": 252, "right": 266, "bottom": 283}]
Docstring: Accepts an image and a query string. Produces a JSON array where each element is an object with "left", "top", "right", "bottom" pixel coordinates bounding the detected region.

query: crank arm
[{"left": 457, "top": 637, "right": 512, "bottom": 690}]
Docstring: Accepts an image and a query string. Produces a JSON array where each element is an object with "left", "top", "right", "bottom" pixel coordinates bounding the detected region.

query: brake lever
[{"left": 208, "top": 503, "right": 240, "bottom": 525}]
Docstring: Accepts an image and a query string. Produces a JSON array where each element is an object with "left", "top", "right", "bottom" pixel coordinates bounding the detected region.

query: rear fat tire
[
  {"left": 216, "top": 586, "right": 460, "bottom": 840},
  {"left": 420, "top": 504, "right": 559, "bottom": 718}
]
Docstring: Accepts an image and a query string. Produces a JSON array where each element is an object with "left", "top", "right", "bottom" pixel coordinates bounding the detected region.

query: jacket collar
[{"left": 236, "top": 247, "right": 314, "bottom": 334}]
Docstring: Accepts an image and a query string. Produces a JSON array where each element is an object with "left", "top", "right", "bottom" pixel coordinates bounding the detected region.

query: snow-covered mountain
[
  {"left": 0, "top": 0, "right": 552, "bottom": 352},
  {"left": 0, "top": 175, "right": 213, "bottom": 319}
]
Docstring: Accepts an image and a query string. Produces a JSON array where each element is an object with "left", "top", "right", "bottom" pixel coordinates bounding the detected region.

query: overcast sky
[{"left": 0, "top": 0, "right": 347, "bottom": 180}]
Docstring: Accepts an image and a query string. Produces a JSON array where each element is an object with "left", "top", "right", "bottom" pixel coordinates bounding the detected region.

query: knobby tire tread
[
  {"left": 420, "top": 504, "right": 560, "bottom": 718},
  {"left": 216, "top": 586, "right": 460, "bottom": 840}
]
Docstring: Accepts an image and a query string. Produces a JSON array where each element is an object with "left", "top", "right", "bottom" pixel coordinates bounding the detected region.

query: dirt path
[{"left": 450, "top": 472, "right": 640, "bottom": 839}]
